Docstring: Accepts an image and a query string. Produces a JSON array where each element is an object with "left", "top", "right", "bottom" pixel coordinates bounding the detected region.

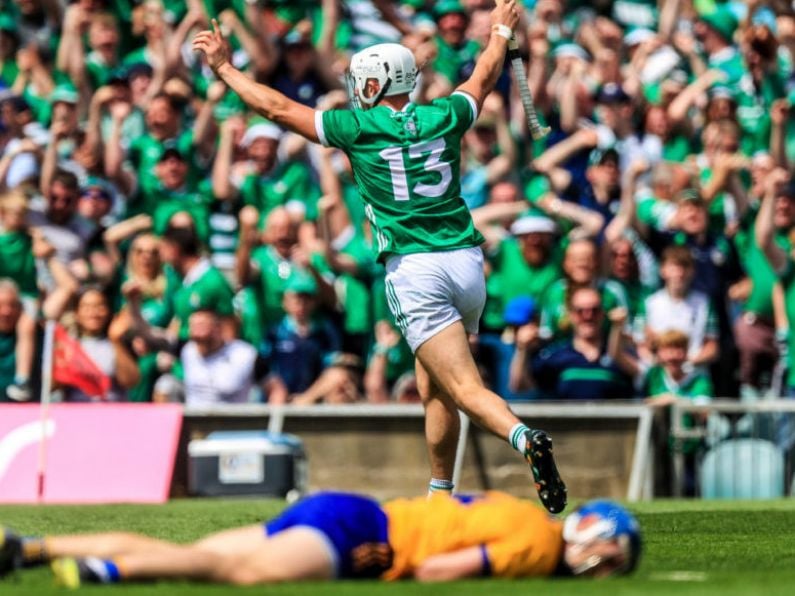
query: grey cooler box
[{"left": 188, "top": 431, "right": 307, "bottom": 498}]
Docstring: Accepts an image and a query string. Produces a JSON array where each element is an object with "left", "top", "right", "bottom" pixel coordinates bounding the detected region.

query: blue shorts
[{"left": 264, "top": 492, "right": 391, "bottom": 578}]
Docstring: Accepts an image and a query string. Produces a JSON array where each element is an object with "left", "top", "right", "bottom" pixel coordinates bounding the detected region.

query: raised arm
[
  {"left": 755, "top": 168, "right": 792, "bottom": 273},
  {"left": 456, "top": 1, "right": 519, "bottom": 112},
  {"left": 193, "top": 21, "right": 319, "bottom": 142}
]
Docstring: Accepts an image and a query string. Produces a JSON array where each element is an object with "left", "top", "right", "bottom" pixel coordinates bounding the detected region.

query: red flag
[{"left": 52, "top": 324, "right": 112, "bottom": 400}]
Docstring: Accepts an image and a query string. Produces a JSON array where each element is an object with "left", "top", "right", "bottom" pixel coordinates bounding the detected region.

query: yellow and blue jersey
[
  {"left": 383, "top": 491, "right": 563, "bottom": 579},
  {"left": 265, "top": 491, "right": 563, "bottom": 579}
]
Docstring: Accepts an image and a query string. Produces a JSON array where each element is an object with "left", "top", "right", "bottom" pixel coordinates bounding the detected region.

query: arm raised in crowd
[
  {"left": 103, "top": 100, "right": 136, "bottom": 196},
  {"left": 103, "top": 215, "right": 153, "bottom": 270},
  {"left": 536, "top": 192, "right": 605, "bottom": 238},
  {"left": 770, "top": 99, "right": 790, "bottom": 170},
  {"left": 755, "top": 168, "right": 792, "bottom": 273},
  {"left": 31, "top": 232, "right": 79, "bottom": 321},
  {"left": 532, "top": 128, "right": 598, "bottom": 191},
  {"left": 604, "top": 159, "right": 649, "bottom": 244},
  {"left": 508, "top": 322, "right": 541, "bottom": 393},
  {"left": 193, "top": 81, "right": 225, "bottom": 160},
  {"left": 107, "top": 310, "right": 142, "bottom": 389},
  {"left": 235, "top": 206, "right": 261, "bottom": 288},
  {"left": 217, "top": 9, "right": 271, "bottom": 77},
  {"left": 212, "top": 116, "right": 245, "bottom": 201},
  {"left": 56, "top": 5, "right": 89, "bottom": 92}
]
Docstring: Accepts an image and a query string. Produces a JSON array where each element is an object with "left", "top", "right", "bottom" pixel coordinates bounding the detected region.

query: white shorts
[{"left": 384, "top": 247, "right": 486, "bottom": 352}]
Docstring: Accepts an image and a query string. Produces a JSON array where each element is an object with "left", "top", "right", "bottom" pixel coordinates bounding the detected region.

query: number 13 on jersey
[{"left": 379, "top": 138, "right": 453, "bottom": 201}]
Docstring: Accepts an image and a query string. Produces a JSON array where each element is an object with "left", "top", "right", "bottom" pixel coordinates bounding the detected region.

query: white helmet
[{"left": 347, "top": 43, "right": 417, "bottom": 109}]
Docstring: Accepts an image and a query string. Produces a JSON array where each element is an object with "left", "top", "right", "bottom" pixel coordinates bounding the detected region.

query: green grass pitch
[{"left": 1, "top": 498, "right": 794, "bottom": 595}]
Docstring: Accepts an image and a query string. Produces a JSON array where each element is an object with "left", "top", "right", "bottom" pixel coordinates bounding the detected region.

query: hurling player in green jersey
[{"left": 193, "top": 1, "right": 566, "bottom": 514}]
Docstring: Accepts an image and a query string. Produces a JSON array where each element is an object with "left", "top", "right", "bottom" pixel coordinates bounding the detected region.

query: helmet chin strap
[{"left": 366, "top": 61, "right": 393, "bottom": 107}]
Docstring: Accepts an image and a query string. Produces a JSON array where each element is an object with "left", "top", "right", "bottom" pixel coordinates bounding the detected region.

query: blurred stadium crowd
[{"left": 0, "top": 0, "right": 793, "bottom": 409}]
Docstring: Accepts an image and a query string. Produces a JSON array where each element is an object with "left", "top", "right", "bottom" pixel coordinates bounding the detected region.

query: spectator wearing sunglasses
[{"left": 509, "top": 286, "right": 634, "bottom": 400}]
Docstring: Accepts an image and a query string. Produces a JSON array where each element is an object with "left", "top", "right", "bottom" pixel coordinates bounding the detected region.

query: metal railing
[
  {"left": 670, "top": 399, "right": 795, "bottom": 498},
  {"left": 183, "top": 402, "right": 655, "bottom": 501}
]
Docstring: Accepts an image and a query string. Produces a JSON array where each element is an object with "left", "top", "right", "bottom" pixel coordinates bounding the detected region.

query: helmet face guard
[{"left": 563, "top": 500, "right": 642, "bottom": 577}]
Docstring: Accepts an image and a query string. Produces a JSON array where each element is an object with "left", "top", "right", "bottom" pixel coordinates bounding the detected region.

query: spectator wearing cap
[
  {"left": 532, "top": 128, "right": 621, "bottom": 230},
  {"left": 176, "top": 308, "right": 272, "bottom": 406},
  {"left": 432, "top": 0, "right": 480, "bottom": 87},
  {"left": 539, "top": 237, "right": 628, "bottom": 342},
  {"left": 159, "top": 225, "right": 235, "bottom": 342},
  {"left": 266, "top": 26, "right": 341, "bottom": 108},
  {"left": 261, "top": 270, "right": 341, "bottom": 401},
  {"left": 114, "top": 91, "right": 216, "bottom": 204},
  {"left": 213, "top": 118, "right": 320, "bottom": 223},
  {"left": 144, "top": 147, "right": 212, "bottom": 244},
  {"left": 481, "top": 214, "right": 560, "bottom": 334},
  {"left": 509, "top": 286, "right": 634, "bottom": 400}
]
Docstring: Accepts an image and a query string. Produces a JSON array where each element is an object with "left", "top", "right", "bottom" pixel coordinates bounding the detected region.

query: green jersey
[
  {"left": 0, "top": 231, "right": 37, "bottom": 297},
  {"left": 482, "top": 237, "right": 561, "bottom": 331},
  {"left": 0, "top": 332, "right": 16, "bottom": 402},
  {"left": 171, "top": 259, "right": 235, "bottom": 340},
  {"left": 317, "top": 93, "right": 485, "bottom": 261}
]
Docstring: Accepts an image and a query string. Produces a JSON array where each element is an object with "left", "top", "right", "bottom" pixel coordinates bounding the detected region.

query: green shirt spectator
[
  {"left": 482, "top": 216, "right": 561, "bottom": 331},
  {"left": 431, "top": 0, "right": 479, "bottom": 86}
]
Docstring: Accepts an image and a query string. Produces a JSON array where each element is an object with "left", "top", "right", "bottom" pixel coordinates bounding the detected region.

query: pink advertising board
[{"left": 0, "top": 404, "right": 182, "bottom": 503}]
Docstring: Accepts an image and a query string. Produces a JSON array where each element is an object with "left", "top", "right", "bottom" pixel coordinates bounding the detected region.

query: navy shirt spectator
[
  {"left": 262, "top": 272, "right": 341, "bottom": 395},
  {"left": 509, "top": 286, "right": 634, "bottom": 400}
]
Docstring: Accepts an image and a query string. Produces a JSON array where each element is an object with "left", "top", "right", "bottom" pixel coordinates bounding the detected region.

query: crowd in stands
[{"left": 0, "top": 0, "right": 793, "bottom": 411}]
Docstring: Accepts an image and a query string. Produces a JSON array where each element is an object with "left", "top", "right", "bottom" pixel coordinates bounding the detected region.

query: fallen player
[{"left": 1, "top": 490, "right": 640, "bottom": 587}]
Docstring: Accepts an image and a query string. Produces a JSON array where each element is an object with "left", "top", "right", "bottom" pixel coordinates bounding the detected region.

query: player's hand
[
  {"left": 192, "top": 19, "right": 232, "bottom": 74},
  {"left": 491, "top": 0, "right": 519, "bottom": 31}
]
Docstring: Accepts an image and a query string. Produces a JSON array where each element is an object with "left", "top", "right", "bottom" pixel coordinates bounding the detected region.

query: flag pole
[{"left": 37, "top": 319, "right": 56, "bottom": 502}]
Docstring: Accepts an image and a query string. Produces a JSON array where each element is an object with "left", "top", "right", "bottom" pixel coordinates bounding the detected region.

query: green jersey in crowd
[
  {"left": 482, "top": 237, "right": 561, "bottom": 331},
  {"left": 316, "top": 93, "right": 484, "bottom": 261},
  {"left": 171, "top": 259, "right": 235, "bottom": 341},
  {"left": 734, "top": 205, "right": 790, "bottom": 320}
]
